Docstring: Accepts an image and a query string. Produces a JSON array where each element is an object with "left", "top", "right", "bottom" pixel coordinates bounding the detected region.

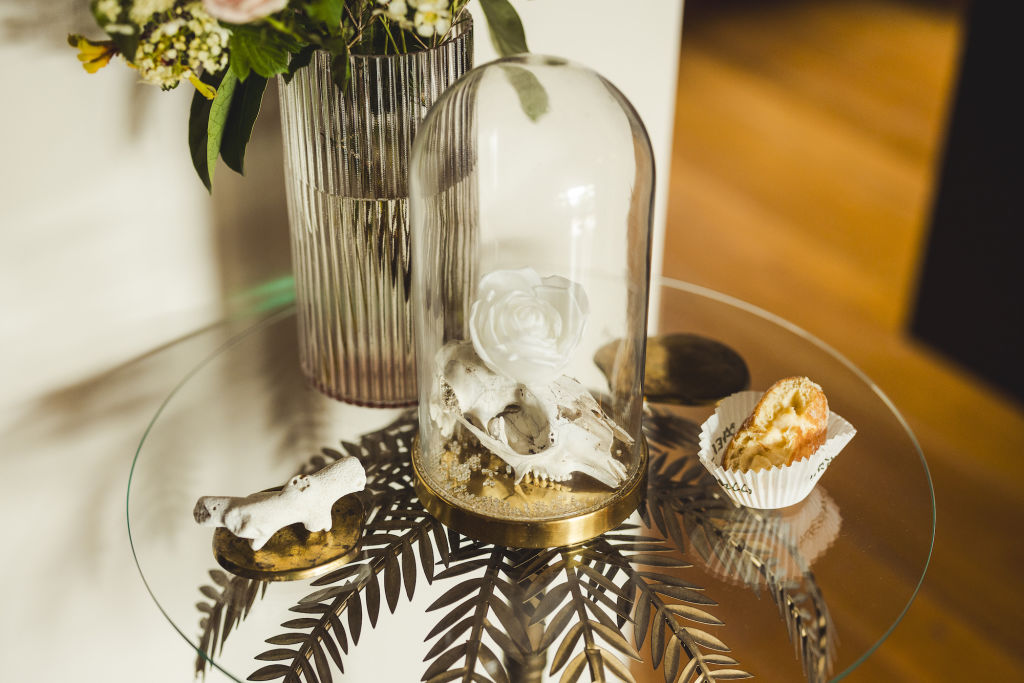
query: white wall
[
  {"left": 470, "top": 0, "right": 684, "bottom": 284},
  {"left": 0, "top": 3, "right": 222, "bottom": 407}
]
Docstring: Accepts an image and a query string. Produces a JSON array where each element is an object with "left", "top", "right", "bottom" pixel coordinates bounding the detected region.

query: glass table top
[{"left": 128, "top": 278, "right": 934, "bottom": 682}]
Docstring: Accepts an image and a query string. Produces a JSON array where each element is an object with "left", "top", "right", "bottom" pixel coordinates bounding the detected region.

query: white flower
[
  {"left": 386, "top": 0, "right": 409, "bottom": 22},
  {"left": 413, "top": 1, "right": 451, "bottom": 37},
  {"left": 95, "top": 0, "right": 122, "bottom": 23},
  {"left": 469, "top": 268, "right": 589, "bottom": 386},
  {"left": 130, "top": 0, "right": 175, "bottom": 25},
  {"left": 374, "top": 0, "right": 411, "bottom": 25},
  {"left": 201, "top": 0, "right": 288, "bottom": 24},
  {"left": 134, "top": 3, "right": 228, "bottom": 90}
]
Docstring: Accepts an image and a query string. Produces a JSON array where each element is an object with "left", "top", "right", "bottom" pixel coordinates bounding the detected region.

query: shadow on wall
[
  {"left": 0, "top": 0, "right": 296, "bottom": 517},
  {"left": 0, "top": 0, "right": 95, "bottom": 45},
  {"left": 209, "top": 79, "right": 294, "bottom": 300},
  {"left": 1, "top": 0, "right": 158, "bottom": 139},
  {"left": 2, "top": 0, "right": 293, "bottom": 302}
]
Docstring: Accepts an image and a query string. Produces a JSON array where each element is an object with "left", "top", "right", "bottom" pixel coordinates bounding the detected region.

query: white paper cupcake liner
[{"left": 698, "top": 390, "right": 856, "bottom": 509}]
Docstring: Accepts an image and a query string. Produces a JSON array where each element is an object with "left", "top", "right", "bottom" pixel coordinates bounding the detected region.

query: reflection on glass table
[{"left": 128, "top": 278, "right": 934, "bottom": 682}]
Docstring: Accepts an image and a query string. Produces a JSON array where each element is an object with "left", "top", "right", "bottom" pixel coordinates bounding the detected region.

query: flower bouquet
[{"left": 70, "top": 0, "right": 528, "bottom": 189}]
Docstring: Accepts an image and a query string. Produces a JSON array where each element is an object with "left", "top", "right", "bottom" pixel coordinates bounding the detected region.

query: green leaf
[
  {"left": 221, "top": 74, "right": 267, "bottom": 174},
  {"left": 206, "top": 69, "right": 239, "bottom": 188},
  {"left": 109, "top": 27, "right": 139, "bottom": 60},
  {"left": 229, "top": 52, "right": 251, "bottom": 83},
  {"left": 229, "top": 26, "right": 293, "bottom": 80},
  {"left": 189, "top": 71, "right": 224, "bottom": 191},
  {"left": 500, "top": 65, "right": 549, "bottom": 122},
  {"left": 304, "top": 0, "right": 344, "bottom": 29},
  {"left": 478, "top": 0, "right": 529, "bottom": 56},
  {"left": 284, "top": 45, "right": 316, "bottom": 84},
  {"left": 328, "top": 40, "right": 351, "bottom": 91}
]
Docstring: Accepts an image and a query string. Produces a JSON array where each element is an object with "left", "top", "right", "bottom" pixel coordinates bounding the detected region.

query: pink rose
[{"left": 202, "top": 0, "right": 288, "bottom": 23}]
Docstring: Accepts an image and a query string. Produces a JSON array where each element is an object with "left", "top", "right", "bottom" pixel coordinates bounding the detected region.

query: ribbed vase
[{"left": 278, "top": 20, "right": 473, "bottom": 406}]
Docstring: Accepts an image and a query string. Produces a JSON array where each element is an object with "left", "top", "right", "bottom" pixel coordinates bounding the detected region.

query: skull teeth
[{"left": 520, "top": 469, "right": 571, "bottom": 489}]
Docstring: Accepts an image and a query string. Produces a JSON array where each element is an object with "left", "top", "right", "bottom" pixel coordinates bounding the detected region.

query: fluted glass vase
[{"left": 278, "top": 19, "right": 473, "bottom": 406}]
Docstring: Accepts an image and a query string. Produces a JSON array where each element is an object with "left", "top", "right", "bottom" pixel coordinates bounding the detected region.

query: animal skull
[
  {"left": 430, "top": 342, "right": 633, "bottom": 489},
  {"left": 193, "top": 456, "right": 366, "bottom": 550}
]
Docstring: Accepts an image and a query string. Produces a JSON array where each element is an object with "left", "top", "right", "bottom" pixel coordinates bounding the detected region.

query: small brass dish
[{"left": 212, "top": 494, "right": 366, "bottom": 582}]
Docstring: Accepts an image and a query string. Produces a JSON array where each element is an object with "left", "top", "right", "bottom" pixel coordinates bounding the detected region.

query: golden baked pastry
[{"left": 723, "top": 377, "right": 828, "bottom": 472}]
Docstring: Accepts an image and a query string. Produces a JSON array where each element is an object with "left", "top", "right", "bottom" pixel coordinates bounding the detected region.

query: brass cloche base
[
  {"left": 412, "top": 437, "right": 648, "bottom": 549},
  {"left": 212, "top": 494, "right": 366, "bottom": 582}
]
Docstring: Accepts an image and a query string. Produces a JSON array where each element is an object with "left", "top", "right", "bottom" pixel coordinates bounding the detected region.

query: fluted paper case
[{"left": 408, "top": 56, "right": 654, "bottom": 547}]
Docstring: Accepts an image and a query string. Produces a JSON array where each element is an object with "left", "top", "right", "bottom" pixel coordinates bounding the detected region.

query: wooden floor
[{"left": 661, "top": 0, "right": 1024, "bottom": 680}]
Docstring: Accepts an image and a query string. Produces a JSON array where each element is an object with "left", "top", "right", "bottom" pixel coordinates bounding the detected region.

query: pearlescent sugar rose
[
  {"left": 202, "top": 0, "right": 288, "bottom": 23},
  {"left": 469, "top": 268, "right": 589, "bottom": 386}
]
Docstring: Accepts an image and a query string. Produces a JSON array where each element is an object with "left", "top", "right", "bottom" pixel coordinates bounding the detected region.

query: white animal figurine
[{"left": 193, "top": 456, "right": 366, "bottom": 550}]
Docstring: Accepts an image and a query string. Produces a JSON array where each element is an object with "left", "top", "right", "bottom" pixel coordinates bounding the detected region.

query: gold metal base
[
  {"left": 212, "top": 494, "right": 366, "bottom": 582},
  {"left": 412, "top": 437, "right": 648, "bottom": 549}
]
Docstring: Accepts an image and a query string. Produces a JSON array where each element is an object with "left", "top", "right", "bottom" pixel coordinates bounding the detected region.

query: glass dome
[{"left": 409, "top": 55, "right": 655, "bottom": 547}]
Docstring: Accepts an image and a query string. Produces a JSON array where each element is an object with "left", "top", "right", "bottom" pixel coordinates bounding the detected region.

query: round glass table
[{"left": 128, "top": 279, "right": 934, "bottom": 682}]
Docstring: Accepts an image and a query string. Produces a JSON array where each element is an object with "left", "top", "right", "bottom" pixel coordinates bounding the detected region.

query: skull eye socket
[{"left": 484, "top": 401, "right": 552, "bottom": 455}]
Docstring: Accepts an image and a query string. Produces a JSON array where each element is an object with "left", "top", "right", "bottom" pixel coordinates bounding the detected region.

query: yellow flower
[{"left": 69, "top": 35, "right": 118, "bottom": 74}]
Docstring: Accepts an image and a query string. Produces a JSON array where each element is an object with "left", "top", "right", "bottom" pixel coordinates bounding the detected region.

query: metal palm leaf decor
[
  {"left": 521, "top": 530, "right": 750, "bottom": 683},
  {"left": 194, "top": 406, "right": 834, "bottom": 683},
  {"left": 421, "top": 542, "right": 535, "bottom": 683},
  {"left": 195, "top": 571, "right": 268, "bottom": 674},
  {"left": 643, "top": 408, "right": 836, "bottom": 683}
]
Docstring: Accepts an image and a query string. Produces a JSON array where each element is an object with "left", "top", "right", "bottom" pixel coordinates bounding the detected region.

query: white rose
[
  {"left": 469, "top": 268, "right": 589, "bottom": 386},
  {"left": 202, "top": 0, "right": 287, "bottom": 24}
]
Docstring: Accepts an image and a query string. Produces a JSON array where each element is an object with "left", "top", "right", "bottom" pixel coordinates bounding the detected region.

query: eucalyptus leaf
[
  {"left": 478, "top": 0, "right": 528, "bottom": 56},
  {"left": 500, "top": 65, "right": 549, "bottom": 122}
]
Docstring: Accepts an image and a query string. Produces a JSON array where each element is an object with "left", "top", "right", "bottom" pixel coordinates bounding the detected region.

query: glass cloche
[{"left": 409, "top": 55, "right": 655, "bottom": 547}]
